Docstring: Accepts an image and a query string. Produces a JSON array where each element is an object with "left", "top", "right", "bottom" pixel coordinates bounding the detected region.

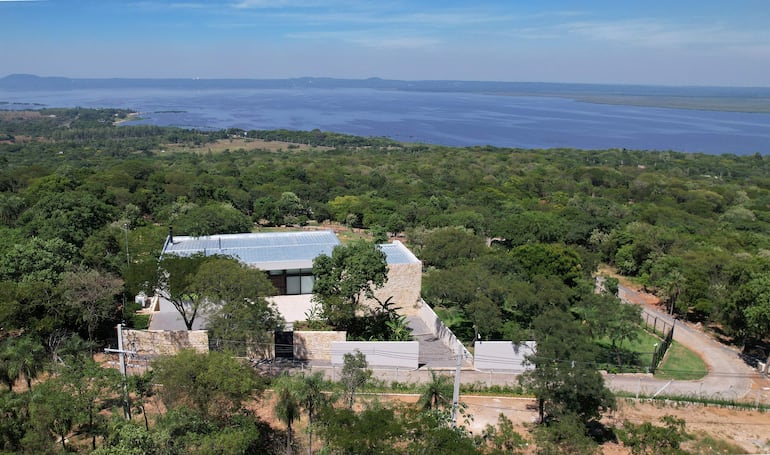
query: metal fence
[
  {"left": 649, "top": 320, "right": 675, "bottom": 374},
  {"left": 641, "top": 310, "right": 675, "bottom": 336}
]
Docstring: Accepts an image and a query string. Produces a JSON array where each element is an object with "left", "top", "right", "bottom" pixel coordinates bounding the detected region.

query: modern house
[
  {"left": 145, "top": 229, "right": 468, "bottom": 368},
  {"left": 159, "top": 230, "right": 423, "bottom": 323}
]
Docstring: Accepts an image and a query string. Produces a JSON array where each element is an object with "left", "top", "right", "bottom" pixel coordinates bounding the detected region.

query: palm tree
[
  {"left": 418, "top": 370, "right": 453, "bottom": 411},
  {"left": 0, "top": 340, "right": 20, "bottom": 391},
  {"left": 662, "top": 269, "right": 686, "bottom": 315},
  {"left": 299, "top": 372, "right": 328, "bottom": 455},
  {"left": 273, "top": 374, "right": 302, "bottom": 455},
  {"left": 13, "top": 336, "right": 47, "bottom": 391}
]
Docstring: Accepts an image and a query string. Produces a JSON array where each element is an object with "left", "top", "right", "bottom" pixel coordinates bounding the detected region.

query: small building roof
[{"left": 160, "top": 231, "right": 421, "bottom": 270}]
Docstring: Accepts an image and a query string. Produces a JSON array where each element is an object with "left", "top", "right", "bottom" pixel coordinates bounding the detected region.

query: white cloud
[
  {"left": 232, "top": 0, "right": 329, "bottom": 9},
  {"left": 562, "top": 18, "right": 770, "bottom": 50},
  {"left": 286, "top": 30, "right": 442, "bottom": 49}
]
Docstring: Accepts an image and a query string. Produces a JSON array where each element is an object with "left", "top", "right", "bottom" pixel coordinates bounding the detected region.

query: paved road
[
  {"left": 608, "top": 284, "right": 758, "bottom": 400},
  {"left": 148, "top": 297, "right": 208, "bottom": 331}
]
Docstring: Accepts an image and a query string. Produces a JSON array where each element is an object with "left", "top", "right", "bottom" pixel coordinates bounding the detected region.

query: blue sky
[{"left": 1, "top": 0, "right": 769, "bottom": 86}]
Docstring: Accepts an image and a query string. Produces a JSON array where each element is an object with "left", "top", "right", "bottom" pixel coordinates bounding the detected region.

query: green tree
[
  {"left": 61, "top": 358, "right": 121, "bottom": 451},
  {"left": 619, "top": 415, "right": 689, "bottom": 455},
  {"left": 272, "top": 374, "right": 302, "bottom": 455},
  {"left": 6, "top": 335, "right": 47, "bottom": 392},
  {"left": 533, "top": 412, "right": 599, "bottom": 455},
  {"left": 277, "top": 191, "right": 312, "bottom": 225},
  {"left": 29, "top": 377, "right": 78, "bottom": 452},
  {"left": 481, "top": 414, "right": 528, "bottom": 455},
  {"left": 519, "top": 309, "right": 615, "bottom": 425},
  {"left": 420, "top": 227, "right": 485, "bottom": 269},
  {"left": 59, "top": 267, "right": 124, "bottom": 343},
  {"left": 128, "top": 370, "right": 155, "bottom": 431},
  {"left": 418, "top": 370, "right": 453, "bottom": 411},
  {"left": 0, "top": 389, "right": 28, "bottom": 452},
  {"left": 578, "top": 294, "right": 642, "bottom": 367},
  {"left": 173, "top": 202, "right": 251, "bottom": 236},
  {"left": 299, "top": 371, "right": 328, "bottom": 455},
  {"left": 319, "top": 404, "right": 404, "bottom": 455},
  {"left": 0, "top": 342, "right": 20, "bottom": 391},
  {"left": 0, "top": 193, "right": 25, "bottom": 226},
  {"left": 156, "top": 253, "right": 213, "bottom": 330},
  {"left": 0, "top": 236, "right": 78, "bottom": 284},
  {"left": 153, "top": 350, "right": 261, "bottom": 421},
  {"left": 340, "top": 350, "right": 372, "bottom": 409},
  {"left": 730, "top": 273, "right": 770, "bottom": 343},
  {"left": 401, "top": 405, "right": 479, "bottom": 455},
  {"left": 20, "top": 190, "right": 115, "bottom": 247},
  {"left": 509, "top": 243, "right": 584, "bottom": 286},
  {"left": 312, "top": 241, "right": 388, "bottom": 329},
  {"left": 197, "top": 256, "right": 282, "bottom": 352}
]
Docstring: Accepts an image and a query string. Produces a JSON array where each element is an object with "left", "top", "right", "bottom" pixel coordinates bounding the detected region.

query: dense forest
[
  {"left": 0, "top": 107, "right": 768, "bottom": 453},
  {"left": 2, "top": 108, "right": 769, "bottom": 348}
]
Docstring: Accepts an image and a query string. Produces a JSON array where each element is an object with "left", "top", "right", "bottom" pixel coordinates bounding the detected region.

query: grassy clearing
[
  {"left": 164, "top": 137, "right": 330, "bottom": 154},
  {"left": 654, "top": 341, "right": 708, "bottom": 380},
  {"left": 595, "top": 327, "right": 660, "bottom": 373}
]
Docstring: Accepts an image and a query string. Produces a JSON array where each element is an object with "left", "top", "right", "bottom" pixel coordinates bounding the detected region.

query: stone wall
[
  {"left": 293, "top": 331, "right": 346, "bottom": 361},
  {"left": 122, "top": 329, "right": 209, "bottom": 357},
  {"left": 368, "top": 261, "right": 423, "bottom": 316}
]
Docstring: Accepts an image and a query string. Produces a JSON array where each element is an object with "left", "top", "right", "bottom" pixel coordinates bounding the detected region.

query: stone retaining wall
[
  {"left": 122, "top": 329, "right": 209, "bottom": 357},
  {"left": 293, "top": 331, "right": 346, "bottom": 361}
]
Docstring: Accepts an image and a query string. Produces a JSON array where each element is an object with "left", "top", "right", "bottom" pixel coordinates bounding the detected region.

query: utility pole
[
  {"left": 105, "top": 324, "right": 135, "bottom": 420},
  {"left": 451, "top": 339, "right": 464, "bottom": 428},
  {"left": 122, "top": 223, "right": 130, "bottom": 324}
]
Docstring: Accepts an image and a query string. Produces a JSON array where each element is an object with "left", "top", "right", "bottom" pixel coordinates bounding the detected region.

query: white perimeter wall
[
  {"left": 473, "top": 341, "right": 536, "bottom": 373},
  {"left": 331, "top": 341, "right": 419, "bottom": 369}
]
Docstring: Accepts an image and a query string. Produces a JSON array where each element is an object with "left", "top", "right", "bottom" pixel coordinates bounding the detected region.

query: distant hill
[
  {"left": 0, "top": 73, "right": 766, "bottom": 96},
  {"left": 2, "top": 74, "right": 770, "bottom": 113}
]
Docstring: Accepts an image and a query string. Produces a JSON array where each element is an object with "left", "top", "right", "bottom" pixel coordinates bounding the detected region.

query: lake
[{"left": 1, "top": 87, "right": 769, "bottom": 155}]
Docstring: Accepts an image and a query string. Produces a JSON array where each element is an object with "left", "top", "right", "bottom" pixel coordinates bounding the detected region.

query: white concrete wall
[
  {"left": 331, "top": 341, "right": 419, "bottom": 369},
  {"left": 473, "top": 341, "right": 535, "bottom": 373},
  {"left": 269, "top": 294, "right": 315, "bottom": 323}
]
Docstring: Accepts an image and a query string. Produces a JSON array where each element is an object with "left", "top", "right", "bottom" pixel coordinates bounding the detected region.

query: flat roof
[
  {"left": 380, "top": 241, "right": 421, "bottom": 265},
  {"left": 162, "top": 230, "right": 341, "bottom": 270},
  {"left": 160, "top": 231, "right": 421, "bottom": 270}
]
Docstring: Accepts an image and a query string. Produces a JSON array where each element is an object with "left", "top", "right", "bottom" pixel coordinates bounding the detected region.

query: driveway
[
  {"left": 148, "top": 297, "right": 208, "bottom": 331},
  {"left": 606, "top": 284, "right": 759, "bottom": 400}
]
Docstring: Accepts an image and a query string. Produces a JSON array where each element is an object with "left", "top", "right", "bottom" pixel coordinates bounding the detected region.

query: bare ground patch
[{"left": 164, "top": 137, "right": 332, "bottom": 154}]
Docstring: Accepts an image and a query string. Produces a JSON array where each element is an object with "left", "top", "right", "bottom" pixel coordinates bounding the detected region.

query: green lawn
[
  {"left": 595, "top": 327, "right": 661, "bottom": 373},
  {"left": 654, "top": 341, "right": 709, "bottom": 380}
]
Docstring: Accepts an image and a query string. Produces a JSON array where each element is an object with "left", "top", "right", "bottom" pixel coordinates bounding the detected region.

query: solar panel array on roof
[
  {"left": 380, "top": 241, "right": 421, "bottom": 265},
  {"left": 161, "top": 231, "right": 420, "bottom": 269},
  {"left": 162, "top": 231, "right": 341, "bottom": 270}
]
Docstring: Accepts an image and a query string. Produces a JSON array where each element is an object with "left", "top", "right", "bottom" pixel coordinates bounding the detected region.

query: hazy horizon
[
  {"left": 4, "top": 74, "right": 770, "bottom": 91},
  {"left": 1, "top": 1, "right": 769, "bottom": 87}
]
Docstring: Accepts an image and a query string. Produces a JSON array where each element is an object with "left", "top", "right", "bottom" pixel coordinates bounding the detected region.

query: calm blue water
[{"left": 1, "top": 87, "right": 769, "bottom": 155}]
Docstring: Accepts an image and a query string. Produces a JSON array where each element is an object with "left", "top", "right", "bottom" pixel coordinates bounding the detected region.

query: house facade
[{"left": 160, "top": 230, "right": 422, "bottom": 322}]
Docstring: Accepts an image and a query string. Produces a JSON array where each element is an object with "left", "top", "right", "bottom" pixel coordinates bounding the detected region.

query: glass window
[
  {"left": 301, "top": 275, "right": 314, "bottom": 294},
  {"left": 286, "top": 276, "right": 301, "bottom": 295}
]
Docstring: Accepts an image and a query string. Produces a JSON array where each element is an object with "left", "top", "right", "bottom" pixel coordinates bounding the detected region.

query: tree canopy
[{"left": 312, "top": 241, "right": 388, "bottom": 329}]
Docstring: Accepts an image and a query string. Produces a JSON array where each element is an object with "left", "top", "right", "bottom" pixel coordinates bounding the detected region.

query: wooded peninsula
[{"left": 0, "top": 107, "right": 767, "bottom": 454}]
